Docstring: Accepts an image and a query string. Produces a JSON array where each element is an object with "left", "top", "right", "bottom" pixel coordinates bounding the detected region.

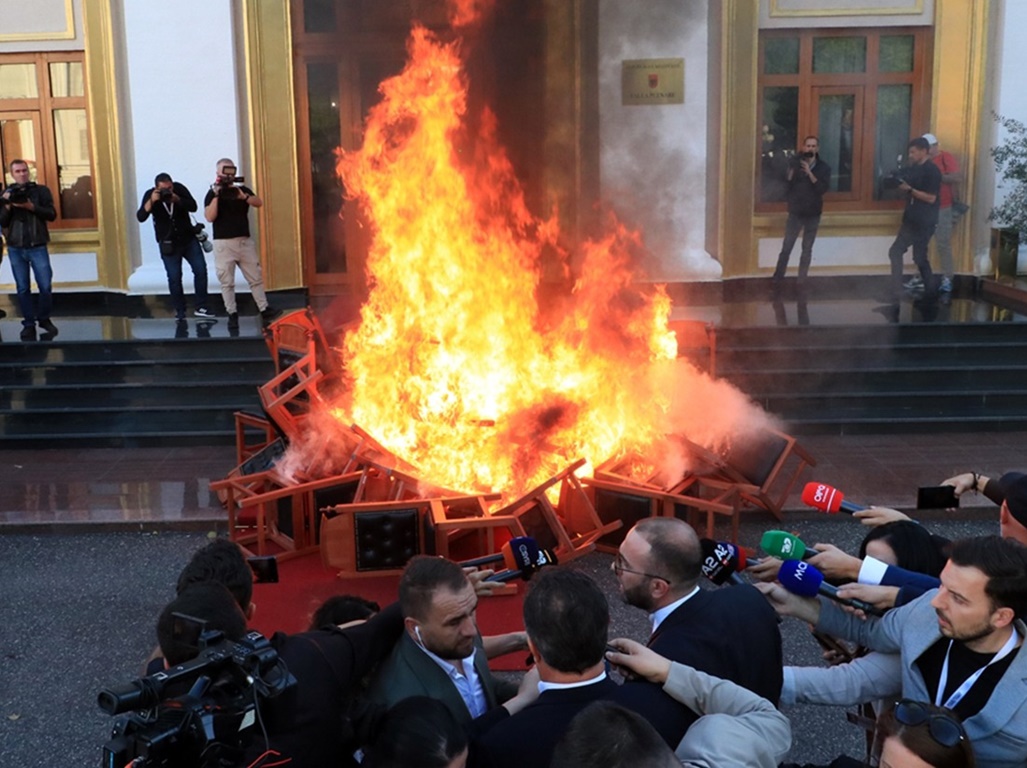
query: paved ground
[{"left": 0, "top": 505, "right": 1000, "bottom": 767}]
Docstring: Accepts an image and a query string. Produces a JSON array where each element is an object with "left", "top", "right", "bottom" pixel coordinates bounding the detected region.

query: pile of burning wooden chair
[{"left": 211, "top": 310, "right": 815, "bottom": 580}]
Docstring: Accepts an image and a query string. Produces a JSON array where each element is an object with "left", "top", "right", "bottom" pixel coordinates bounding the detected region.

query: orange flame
[{"left": 322, "top": 24, "right": 749, "bottom": 500}]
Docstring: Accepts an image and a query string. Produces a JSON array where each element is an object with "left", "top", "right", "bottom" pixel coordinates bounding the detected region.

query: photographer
[
  {"left": 772, "top": 136, "right": 831, "bottom": 286},
  {"left": 137, "top": 173, "right": 216, "bottom": 322},
  {"left": 887, "top": 137, "right": 942, "bottom": 300},
  {"left": 0, "top": 159, "right": 58, "bottom": 341},
  {"left": 203, "top": 158, "right": 280, "bottom": 330}
]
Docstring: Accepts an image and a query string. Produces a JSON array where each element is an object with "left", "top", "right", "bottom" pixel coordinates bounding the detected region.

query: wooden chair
[
  {"left": 263, "top": 307, "right": 337, "bottom": 379},
  {"left": 421, "top": 494, "right": 521, "bottom": 560},
  {"left": 232, "top": 410, "right": 279, "bottom": 467},
  {"left": 257, "top": 353, "right": 324, "bottom": 443},
  {"left": 211, "top": 468, "right": 366, "bottom": 560},
  {"left": 320, "top": 498, "right": 431, "bottom": 578},
  {"left": 494, "top": 460, "right": 621, "bottom": 564},
  {"left": 680, "top": 429, "right": 816, "bottom": 520}
]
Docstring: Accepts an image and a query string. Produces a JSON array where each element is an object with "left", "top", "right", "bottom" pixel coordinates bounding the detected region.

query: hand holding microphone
[
  {"left": 777, "top": 560, "right": 884, "bottom": 617},
  {"left": 760, "top": 530, "right": 819, "bottom": 560}
]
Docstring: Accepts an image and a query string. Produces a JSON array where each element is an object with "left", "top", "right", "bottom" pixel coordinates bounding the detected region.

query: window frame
[
  {"left": 0, "top": 50, "right": 95, "bottom": 229},
  {"left": 756, "top": 26, "right": 933, "bottom": 214}
]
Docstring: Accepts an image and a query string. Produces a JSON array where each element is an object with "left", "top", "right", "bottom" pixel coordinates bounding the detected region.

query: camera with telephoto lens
[
  {"left": 6, "top": 183, "right": 33, "bottom": 204},
  {"left": 193, "top": 222, "right": 214, "bottom": 253},
  {"left": 881, "top": 167, "right": 913, "bottom": 190},
  {"left": 98, "top": 620, "right": 296, "bottom": 768}
]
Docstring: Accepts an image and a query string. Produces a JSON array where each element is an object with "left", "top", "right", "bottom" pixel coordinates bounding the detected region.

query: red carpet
[{"left": 249, "top": 552, "right": 529, "bottom": 670}]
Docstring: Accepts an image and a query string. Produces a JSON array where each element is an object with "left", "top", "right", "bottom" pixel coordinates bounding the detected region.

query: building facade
[{"left": 1, "top": 0, "right": 1023, "bottom": 301}]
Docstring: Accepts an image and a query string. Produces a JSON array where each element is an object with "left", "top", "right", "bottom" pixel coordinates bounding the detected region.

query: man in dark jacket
[
  {"left": 773, "top": 136, "right": 831, "bottom": 285},
  {"left": 0, "top": 159, "right": 58, "bottom": 341},
  {"left": 137, "top": 172, "right": 216, "bottom": 321},
  {"left": 888, "top": 136, "right": 942, "bottom": 299}
]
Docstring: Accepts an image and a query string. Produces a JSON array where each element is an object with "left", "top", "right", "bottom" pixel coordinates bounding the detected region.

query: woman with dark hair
[
  {"left": 859, "top": 521, "right": 948, "bottom": 579},
  {"left": 363, "top": 696, "right": 469, "bottom": 768},
  {"left": 877, "top": 700, "right": 974, "bottom": 768}
]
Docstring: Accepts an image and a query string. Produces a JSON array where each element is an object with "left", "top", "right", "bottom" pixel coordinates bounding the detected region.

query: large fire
[{"left": 292, "top": 7, "right": 769, "bottom": 500}]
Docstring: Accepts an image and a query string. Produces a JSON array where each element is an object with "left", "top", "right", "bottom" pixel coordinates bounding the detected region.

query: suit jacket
[
  {"left": 369, "top": 631, "right": 517, "bottom": 727},
  {"left": 612, "top": 585, "right": 783, "bottom": 747},
  {"left": 666, "top": 662, "right": 791, "bottom": 768},
  {"left": 783, "top": 651, "right": 902, "bottom": 707},
  {"left": 475, "top": 677, "right": 618, "bottom": 768},
  {"left": 817, "top": 591, "right": 1027, "bottom": 768}
]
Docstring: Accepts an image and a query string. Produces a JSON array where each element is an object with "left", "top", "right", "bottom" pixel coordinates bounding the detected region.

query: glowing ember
[{"left": 308, "top": 12, "right": 771, "bottom": 501}]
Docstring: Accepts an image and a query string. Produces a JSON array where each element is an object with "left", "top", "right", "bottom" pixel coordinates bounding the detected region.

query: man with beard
[
  {"left": 610, "top": 517, "right": 782, "bottom": 748},
  {"left": 368, "top": 555, "right": 527, "bottom": 729},
  {"left": 758, "top": 535, "right": 1027, "bottom": 768}
]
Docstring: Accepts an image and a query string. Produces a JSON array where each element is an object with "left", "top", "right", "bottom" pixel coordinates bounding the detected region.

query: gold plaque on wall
[{"left": 622, "top": 58, "right": 684, "bottom": 106}]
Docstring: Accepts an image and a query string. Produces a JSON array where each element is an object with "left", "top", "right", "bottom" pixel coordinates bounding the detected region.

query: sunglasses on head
[{"left": 894, "top": 700, "right": 967, "bottom": 749}]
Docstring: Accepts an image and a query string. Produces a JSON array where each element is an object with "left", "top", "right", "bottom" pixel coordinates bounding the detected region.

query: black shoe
[
  {"left": 0, "top": 307, "right": 6, "bottom": 318},
  {"left": 227, "top": 313, "right": 239, "bottom": 330},
  {"left": 174, "top": 319, "right": 189, "bottom": 339},
  {"left": 39, "top": 319, "right": 59, "bottom": 338},
  {"left": 20, "top": 325, "right": 37, "bottom": 342},
  {"left": 194, "top": 307, "right": 218, "bottom": 320},
  {"left": 260, "top": 306, "right": 283, "bottom": 325}
]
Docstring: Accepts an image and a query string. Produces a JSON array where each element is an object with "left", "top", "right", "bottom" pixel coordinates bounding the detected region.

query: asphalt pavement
[{"left": 0, "top": 506, "right": 999, "bottom": 767}]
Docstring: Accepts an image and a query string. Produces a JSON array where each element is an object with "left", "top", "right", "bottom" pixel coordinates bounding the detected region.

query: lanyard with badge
[{"left": 934, "top": 629, "right": 1019, "bottom": 709}]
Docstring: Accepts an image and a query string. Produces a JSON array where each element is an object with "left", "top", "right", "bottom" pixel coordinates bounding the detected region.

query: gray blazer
[
  {"left": 368, "top": 631, "right": 517, "bottom": 726},
  {"left": 817, "top": 590, "right": 1027, "bottom": 767},
  {"left": 783, "top": 651, "right": 903, "bottom": 706},
  {"left": 666, "top": 662, "right": 791, "bottom": 768}
]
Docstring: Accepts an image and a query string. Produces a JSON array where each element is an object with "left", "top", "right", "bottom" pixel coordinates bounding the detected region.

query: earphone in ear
[{"left": 414, "top": 625, "right": 424, "bottom": 645}]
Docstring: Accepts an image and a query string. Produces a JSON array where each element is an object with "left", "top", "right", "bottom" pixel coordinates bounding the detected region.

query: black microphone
[
  {"left": 460, "top": 536, "right": 538, "bottom": 570},
  {"left": 485, "top": 541, "right": 558, "bottom": 582},
  {"left": 699, "top": 539, "right": 753, "bottom": 586},
  {"left": 778, "top": 560, "right": 884, "bottom": 617}
]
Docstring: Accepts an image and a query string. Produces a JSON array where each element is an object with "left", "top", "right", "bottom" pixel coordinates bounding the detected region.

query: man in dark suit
[
  {"left": 611, "top": 517, "right": 783, "bottom": 747},
  {"left": 476, "top": 568, "right": 616, "bottom": 768},
  {"left": 369, "top": 555, "right": 521, "bottom": 728}
]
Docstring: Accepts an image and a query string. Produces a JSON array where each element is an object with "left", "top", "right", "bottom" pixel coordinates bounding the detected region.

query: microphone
[
  {"left": 484, "top": 540, "right": 558, "bottom": 582},
  {"left": 460, "top": 536, "right": 538, "bottom": 570},
  {"left": 700, "top": 539, "right": 755, "bottom": 586},
  {"left": 761, "top": 530, "right": 819, "bottom": 560},
  {"left": 801, "top": 482, "right": 867, "bottom": 515},
  {"left": 777, "top": 560, "right": 884, "bottom": 617}
]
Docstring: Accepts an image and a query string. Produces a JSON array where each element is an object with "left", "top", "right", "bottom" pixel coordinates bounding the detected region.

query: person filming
[{"left": 137, "top": 172, "right": 216, "bottom": 322}]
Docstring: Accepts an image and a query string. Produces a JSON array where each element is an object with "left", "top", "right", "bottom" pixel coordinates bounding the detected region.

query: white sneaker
[
  {"left": 194, "top": 307, "right": 218, "bottom": 320},
  {"left": 903, "top": 276, "right": 925, "bottom": 293},
  {"left": 939, "top": 277, "right": 953, "bottom": 293}
]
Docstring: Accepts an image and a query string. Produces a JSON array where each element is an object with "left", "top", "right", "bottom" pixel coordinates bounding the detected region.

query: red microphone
[{"left": 801, "top": 482, "right": 867, "bottom": 515}]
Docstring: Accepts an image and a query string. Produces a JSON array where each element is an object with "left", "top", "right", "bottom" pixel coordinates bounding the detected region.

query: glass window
[
  {"left": 0, "top": 64, "right": 39, "bottom": 99},
  {"left": 49, "top": 61, "right": 84, "bottom": 98},
  {"left": 875, "top": 84, "right": 912, "bottom": 201},
  {"left": 764, "top": 37, "right": 799, "bottom": 75},
  {"left": 760, "top": 86, "right": 798, "bottom": 203},
  {"left": 813, "top": 37, "right": 867, "bottom": 74},
  {"left": 818, "top": 94, "right": 856, "bottom": 193},
  {"left": 303, "top": 0, "right": 337, "bottom": 33},
  {"left": 52, "top": 109, "right": 94, "bottom": 219},
  {"left": 879, "top": 35, "right": 915, "bottom": 73},
  {"left": 757, "top": 28, "right": 930, "bottom": 211},
  {"left": 0, "top": 117, "right": 39, "bottom": 186},
  {"left": 0, "top": 53, "right": 95, "bottom": 226},
  {"left": 306, "top": 61, "right": 345, "bottom": 273}
]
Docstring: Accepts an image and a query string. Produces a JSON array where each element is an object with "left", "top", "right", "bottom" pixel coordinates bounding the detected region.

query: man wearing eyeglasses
[
  {"left": 758, "top": 535, "right": 1027, "bottom": 767},
  {"left": 610, "top": 517, "right": 783, "bottom": 749}
]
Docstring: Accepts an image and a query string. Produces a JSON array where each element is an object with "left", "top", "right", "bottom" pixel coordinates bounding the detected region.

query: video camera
[
  {"left": 880, "top": 153, "right": 910, "bottom": 190},
  {"left": 5, "top": 183, "right": 34, "bottom": 204},
  {"left": 98, "top": 619, "right": 295, "bottom": 768}
]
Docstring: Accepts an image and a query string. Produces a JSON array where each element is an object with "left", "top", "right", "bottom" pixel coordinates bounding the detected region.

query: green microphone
[{"left": 760, "top": 530, "right": 820, "bottom": 560}]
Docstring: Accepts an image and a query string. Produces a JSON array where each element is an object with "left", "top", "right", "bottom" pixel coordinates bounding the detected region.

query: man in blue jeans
[
  {"left": 0, "top": 159, "right": 58, "bottom": 341},
  {"left": 137, "top": 172, "right": 216, "bottom": 324}
]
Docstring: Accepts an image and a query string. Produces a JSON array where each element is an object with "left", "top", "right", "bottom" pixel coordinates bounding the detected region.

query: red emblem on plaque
[{"left": 648, "top": 74, "right": 659, "bottom": 88}]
